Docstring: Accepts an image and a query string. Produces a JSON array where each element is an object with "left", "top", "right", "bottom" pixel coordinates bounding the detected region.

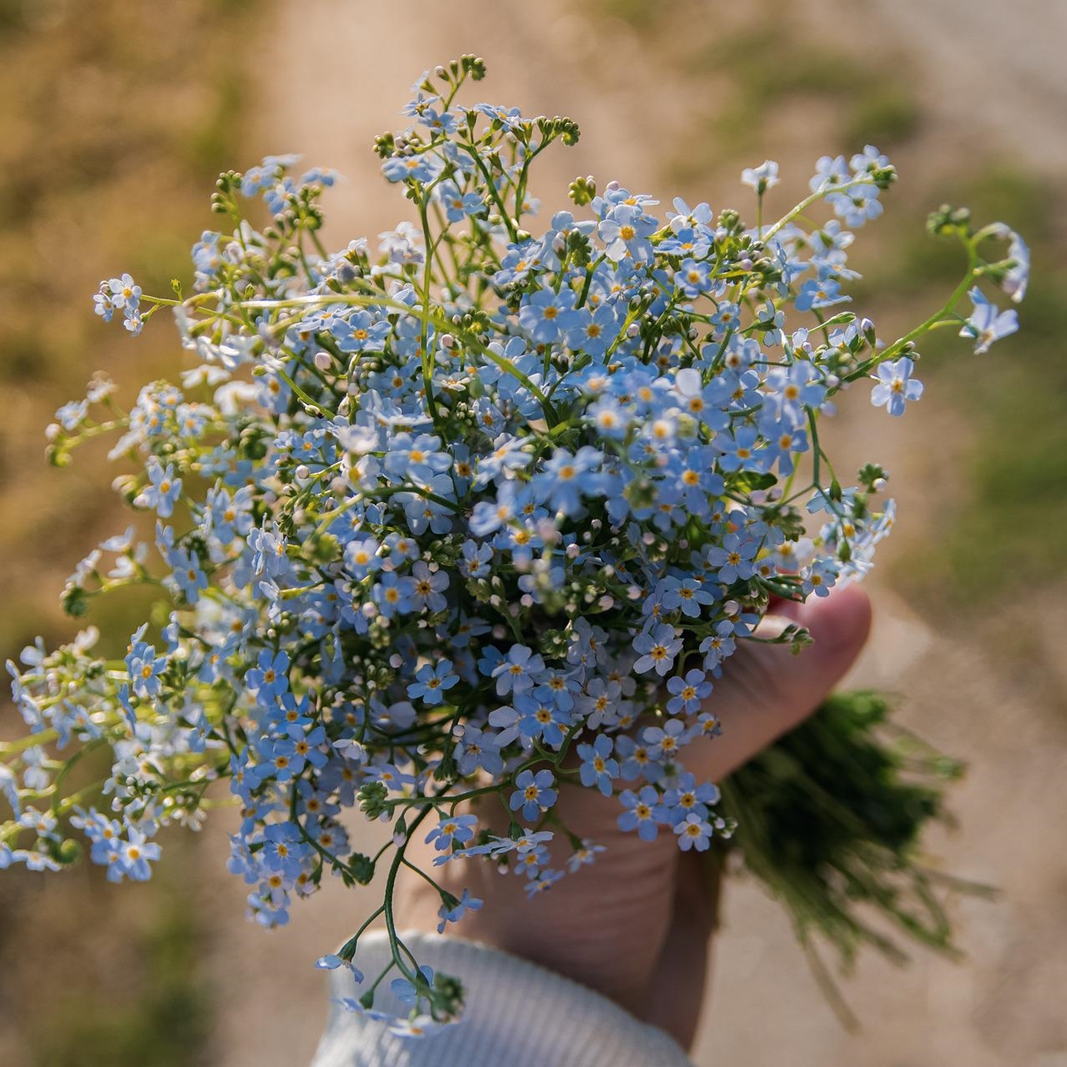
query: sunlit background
[{"left": 1, "top": 1, "right": 1065, "bottom": 1064}]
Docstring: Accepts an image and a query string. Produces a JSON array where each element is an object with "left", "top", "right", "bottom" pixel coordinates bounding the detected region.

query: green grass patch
[
  {"left": 596, "top": 0, "right": 662, "bottom": 29},
  {"left": 842, "top": 84, "right": 921, "bottom": 149},
  {"left": 32, "top": 881, "right": 213, "bottom": 1067}
]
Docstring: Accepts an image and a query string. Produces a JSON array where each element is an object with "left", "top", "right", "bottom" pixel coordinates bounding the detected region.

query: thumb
[{"left": 686, "top": 583, "right": 872, "bottom": 782}]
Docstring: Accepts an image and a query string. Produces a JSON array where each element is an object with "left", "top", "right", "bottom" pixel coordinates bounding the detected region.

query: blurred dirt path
[
  {"left": 863, "top": 0, "right": 1067, "bottom": 172},
  {"left": 197, "top": 4, "right": 1067, "bottom": 1066}
]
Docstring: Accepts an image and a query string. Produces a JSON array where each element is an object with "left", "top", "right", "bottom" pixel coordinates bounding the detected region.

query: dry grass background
[{"left": 1, "top": 1, "right": 1065, "bottom": 1064}]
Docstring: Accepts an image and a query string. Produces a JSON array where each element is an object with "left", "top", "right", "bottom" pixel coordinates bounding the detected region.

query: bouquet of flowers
[{"left": 2, "top": 56, "right": 1025, "bottom": 1033}]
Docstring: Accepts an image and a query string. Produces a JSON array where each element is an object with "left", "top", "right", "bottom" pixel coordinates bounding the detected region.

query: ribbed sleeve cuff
[{"left": 309, "top": 930, "right": 693, "bottom": 1067}]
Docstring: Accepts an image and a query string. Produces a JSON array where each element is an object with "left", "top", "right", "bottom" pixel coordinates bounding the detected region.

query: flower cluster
[{"left": 2, "top": 57, "right": 1025, "bottom": 1031}]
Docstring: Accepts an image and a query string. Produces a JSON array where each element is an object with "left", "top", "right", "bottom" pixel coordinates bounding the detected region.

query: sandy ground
[
  {"left": 195, "top": 3, "right": 1067, "bottom": 1064},
  {"left": 861, "top": 0, "right": 1067, "bottom": 174}
]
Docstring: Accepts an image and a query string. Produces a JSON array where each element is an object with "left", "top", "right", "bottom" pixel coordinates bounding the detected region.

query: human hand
[{"left": 397, "top": 584, "right": 872, "bottom": 1048}]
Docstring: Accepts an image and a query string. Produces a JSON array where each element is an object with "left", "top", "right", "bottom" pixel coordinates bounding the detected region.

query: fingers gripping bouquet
[{"left": 3, "top": 56, "right": 1025, "bottom": 1034}]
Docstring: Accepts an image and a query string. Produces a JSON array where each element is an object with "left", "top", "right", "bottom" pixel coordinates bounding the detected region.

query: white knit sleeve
[{"left": 309, "top": 930, "right": 694, "bottom": 1067}]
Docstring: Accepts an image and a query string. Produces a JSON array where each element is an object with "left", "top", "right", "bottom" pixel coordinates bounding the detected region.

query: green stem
[{"left": 763, "top": 176, "right": 887, "bottom": 242}]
